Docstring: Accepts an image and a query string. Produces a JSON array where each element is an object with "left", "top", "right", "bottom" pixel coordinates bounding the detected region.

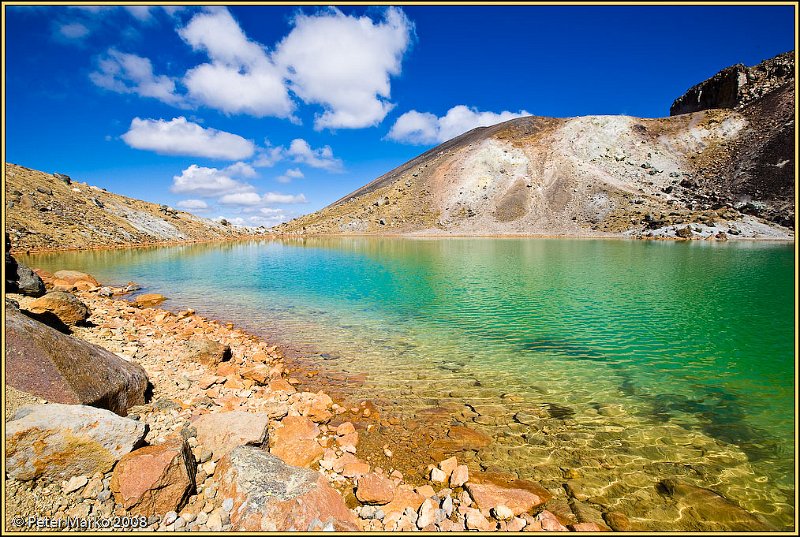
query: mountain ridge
[{"left": 275, "top": 51, "right": 795, "bottom": 240}]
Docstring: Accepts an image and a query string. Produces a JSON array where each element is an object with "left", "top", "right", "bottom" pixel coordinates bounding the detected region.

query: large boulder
[
  {"left": 465, "top": 473, "right": 552, "bottom": 516},
  {"left": 193, "top": 411, "right": 269, "bottom": 461},
  {"left": 269, "top": 415, "right": 324, "bottom": 468},
  {"left": 215, "top": 446, "right": 359, "bottom": 531},
  {"left": 5, "top": 252, "right": 45, "bottom": 297},
  {"left": 110, "top": 437, "right": 195, "bottom": 516},
  {"left": 52, "top": 270, "right": 100, "bottom": 290},
  {"left": 5, "top": 306, "right": 148, "bottom": 415},
  {"left": 5, "top": 403, "right": 146, "bottom": 480},
  {"left": 27, "top": 291, "right": 90, "bottom": 326}
]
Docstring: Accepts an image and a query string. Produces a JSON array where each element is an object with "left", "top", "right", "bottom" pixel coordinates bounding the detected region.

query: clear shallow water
[{"left": 21, "top": 238, "right": 795, "bottom": 529}]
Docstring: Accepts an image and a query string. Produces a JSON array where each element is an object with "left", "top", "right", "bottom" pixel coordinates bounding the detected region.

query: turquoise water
[{"left": 21, "top": 238, "right": 795, "bottom": 528}]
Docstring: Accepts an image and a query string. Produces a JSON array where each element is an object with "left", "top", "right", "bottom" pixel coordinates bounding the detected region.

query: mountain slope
[
  {"left": 276, "top": 52, "right": 794, "bottom": 239},
  {"left": 4, "top": 164, "right": 261, "bottom": 252}
]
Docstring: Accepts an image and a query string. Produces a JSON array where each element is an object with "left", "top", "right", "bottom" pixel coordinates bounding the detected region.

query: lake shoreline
[
  {"left": 9, "top": 228, "right": 795, "bottom": 255},
  {"left": 5, "top": 253, "right": 790, "bottom": 531}
]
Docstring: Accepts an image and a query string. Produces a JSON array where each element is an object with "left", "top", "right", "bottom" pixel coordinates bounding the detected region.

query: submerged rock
[
  {"left": 5, "top": 306, "right": 148, "bottom": 415},
  {"left": 133, "top": 293, "right": 167, "bottom": 308},
  {"left": 6, "top": 403, "right": 146, "bottom": 480},
  {"left": 657, "top": 479, "right": 772, "bottom": 531},
  {"left": 465, "top": 473, "right": 551, "bottom": 516}
]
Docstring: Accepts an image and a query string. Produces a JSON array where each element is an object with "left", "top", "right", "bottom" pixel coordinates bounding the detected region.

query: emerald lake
[{"left": 21, "top": 237, "right": 796, "bottom": 529}]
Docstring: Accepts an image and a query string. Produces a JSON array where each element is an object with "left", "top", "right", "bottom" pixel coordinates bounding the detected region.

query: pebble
[
  {"left": 222, "top": 498, "right": 234, "bottom": 513},
  {"left": 163, "top": 511, "right": 178, "bottom": 525},
  {"left": 63, "top": 475, "right": 89, "bottom": 493}
]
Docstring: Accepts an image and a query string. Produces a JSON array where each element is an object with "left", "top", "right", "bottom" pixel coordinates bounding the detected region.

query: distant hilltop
[
  {"left": 275, "top": 51, "right": 794, "bottom": 240},
  {"left": 4, "top": 165, "right": 263, "bottom": 252}
]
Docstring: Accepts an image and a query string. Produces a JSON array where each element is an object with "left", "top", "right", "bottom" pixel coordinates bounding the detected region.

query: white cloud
[
  {"left": 90, "top": 49, "right": 182, "bottom": 106},
  {"left": 263, "top": 192, "right": 308, "bottom": 204},
  {"left": 277, "top": 168, "right": 304, "bottom": 183},
  {"left": 171, "top": 164, "right": 255, "bottom": 197},
  {"left": 121, "top": 117, "right": 255, "bottom": 160},
  {"left": 218, "top": 192, "right": 263, "bottom": 206},
  {"left": 176, "top": 199, "right": 209, "bottom": 210},
  {"left": 224, "top": 161, "right": 257, "bottom": 178},
  {"left": 253, "top": 145, "right": 285, "bottom": 168},
  {"left": 387, "top": 105, "right": 530, "bottom": 145},
  {"left": 124, "top": 6, "right": 155, "bottom": 22},
  {"left": 179, "top": 9, "right": 294, "bottom": 118},
  {"left": 58, "top": 22, "right": 90, "bottom": 39},
  {"left": 274, "top": 7, "right": 413, "bottom": 129},
  {"left": 287, "top": 139, "right": 343, "bottom": 171}
]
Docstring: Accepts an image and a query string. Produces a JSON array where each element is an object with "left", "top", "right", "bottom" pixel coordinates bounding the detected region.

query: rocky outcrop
[
  {"left": 110, "top": 436, "right": 196, "bottom": 516},
  {"left": 5, "top": 306, "right": 148, "bottom": 415},
  {"left": 670, "top": 51, "right": 794, "bottom": 115},
  {"left": 27, "top": 291, "right": 90, "bottom": 326},
  {"left": 215, "top": 446, "right": 360, "bottom": 531},
  {"left": 193, "top": 411, "right": 269, "bottom": 461},
  {"left": 5, "top": 403, "right": 146, "bottom": 480},
  {"left": 5, "top": 164, "right": 265, "bottom": 252}
]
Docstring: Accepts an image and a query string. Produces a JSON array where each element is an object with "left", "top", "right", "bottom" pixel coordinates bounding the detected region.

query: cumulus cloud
[
  {"left": 176, "top": 199, "right": 209, "bottom": 210},
  {"left": 179, "top": 8, "right": 294, "bottom": 118},
  {"left": 121, "top": 117, "right": 255, "bottom": 160},
  {"left": 287, "top": 139, "right": 343, "bottom": 171},
  {"left": 387, "top": 105, "right": 530, "bottom": 145},
  {"left": 171, "top": 164, "right": 255, "bottom": 197},
  {"left": 218, "top": 192, "right": 263, "bottom": 206},
  {"left": 277, "top": 168, "right": 304, "bottom": 184},
  {"left": 252, "top": 138, "right": 343, "bottom": 171},
  {"left": 263, "top": 192, "right": 308, "bottom": 204},
  {"left": 224, "top": 161, "right": 257, "bottom": 178},
  {"left": 274, "top": 7, "right": 413, "bottom": 129},
  {"left": 90, "top": 49, "right": 183, "bottom": 105}
]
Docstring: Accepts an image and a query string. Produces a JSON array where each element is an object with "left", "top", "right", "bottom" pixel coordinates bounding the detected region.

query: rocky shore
[
  {"left": 4, "top": 252, "right": 780, "bottom": 533},
  {"left": 4, "top": 262, "right": 618, "bottom": 533}
]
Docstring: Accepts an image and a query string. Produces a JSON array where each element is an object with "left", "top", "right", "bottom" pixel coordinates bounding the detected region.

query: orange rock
[
  {"left": 465, "top": 473, "right": 551, "bottom": 516},
  {"left": 338, "top": 432, "right": 358, "bottom": 451},
  {"left": 27, "top": 291, "right": 90, "bottom": 326},
  {"left": 382, "top": 485, "right": 425, "bottom": 516},
  {"left": 133, "top": 294, "right": 167, "bottom": 308},
  {"left": 268, "top": 379, "right": 297, "bottom": 394},
  {"left": 342, "top": 461, "right": 371, "bottom": 478},
  {"left": 110, "top": 437, "right": 195, "bottom": 517},
  {"left": 53, "top": 270, "right": 100, "bottom": 287},
  {"left": 270, "top": 416, "right": 324, "bottom": 468},
  {"left": 439, "top": 456, "right": 458, "bottom": 478},
  {"left": 356, "top": 473, "right": 396, "bottom": 505},
  {"left": 336, "top": 422, "right": 356, "bottom": 436},
  {"left": 241, "top": 364, "right": 270, "bottom": 385}
]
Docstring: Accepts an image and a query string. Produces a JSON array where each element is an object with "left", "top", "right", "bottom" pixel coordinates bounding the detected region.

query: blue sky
[{"left": 4, "top": 4, "right": 795, "bottom": 227}]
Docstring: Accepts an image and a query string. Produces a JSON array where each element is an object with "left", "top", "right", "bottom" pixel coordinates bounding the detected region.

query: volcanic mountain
[{"left": 275, "top": 51, "right": 794, "bottom": 240}]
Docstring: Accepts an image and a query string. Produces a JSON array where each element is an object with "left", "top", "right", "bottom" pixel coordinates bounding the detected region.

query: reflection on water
[{"left": 21, "top": 237, "right": 795, "bottom": 529}]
